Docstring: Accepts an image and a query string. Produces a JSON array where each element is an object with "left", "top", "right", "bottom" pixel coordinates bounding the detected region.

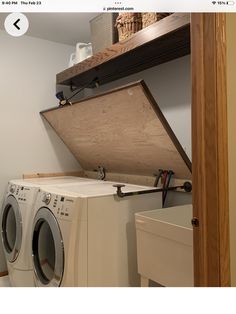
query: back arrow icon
[{"left": 13, "top": 19, "right": 20, "bottom": 30}]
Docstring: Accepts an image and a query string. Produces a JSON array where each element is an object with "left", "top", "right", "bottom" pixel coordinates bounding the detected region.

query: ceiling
[{"left": 0, "top": 13, "right": 98, "bottom": 46}]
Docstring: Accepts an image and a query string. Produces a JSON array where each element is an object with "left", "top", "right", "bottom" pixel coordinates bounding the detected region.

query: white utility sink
[{"left": 135, "top": 204, "right": 193, "bottom": 287}]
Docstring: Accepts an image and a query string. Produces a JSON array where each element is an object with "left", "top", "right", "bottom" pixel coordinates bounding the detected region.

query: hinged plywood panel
[{"left": 41, "top": 81, "right": 191, "bottom": 180}]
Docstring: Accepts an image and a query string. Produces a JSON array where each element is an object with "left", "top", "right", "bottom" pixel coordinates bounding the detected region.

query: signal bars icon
[{"left": 212, "top": 1, "right": 235, "bottom": 4}]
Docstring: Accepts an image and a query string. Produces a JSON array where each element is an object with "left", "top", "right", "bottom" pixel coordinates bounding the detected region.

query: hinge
[{"left": 97, "top": 166, "right": 106, "bottom": 180}]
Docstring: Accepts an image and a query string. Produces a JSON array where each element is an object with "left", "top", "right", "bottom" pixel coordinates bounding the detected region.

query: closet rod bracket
[{"left": 113, "top": 181, "right": 192, "bottom": 198}]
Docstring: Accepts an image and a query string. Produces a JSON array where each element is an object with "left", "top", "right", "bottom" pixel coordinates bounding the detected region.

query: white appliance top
[
  {"left": 42, "top": 181, "right": 154, "bottom": 198},
  {"left": 9, "top": 176, "right": 96, "bottom": 187}
]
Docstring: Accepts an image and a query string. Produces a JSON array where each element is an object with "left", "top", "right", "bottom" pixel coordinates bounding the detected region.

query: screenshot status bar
[{"left": 0, "top": 0, "right": 236, "bottom": 12}]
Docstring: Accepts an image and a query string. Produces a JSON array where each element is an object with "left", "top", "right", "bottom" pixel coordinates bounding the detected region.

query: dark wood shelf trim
[{"left": 56, "top": 13, "right": 190, "bottom": 87}]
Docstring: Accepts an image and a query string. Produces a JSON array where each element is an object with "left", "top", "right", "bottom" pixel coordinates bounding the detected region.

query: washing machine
[
  {"left": 31, "top": 182, "right": 162, "bottom": 287},
  {"left": 0, "top": 176, "right": 99, "bottom": 287}
]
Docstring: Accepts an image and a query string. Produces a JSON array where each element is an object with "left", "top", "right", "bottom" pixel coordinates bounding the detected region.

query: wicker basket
[
  {"left": 115, "top": 13, "right": 142, "bottom": 41},
  {"left": 142, "top": 13, "right": 171, "bottom": 29}
]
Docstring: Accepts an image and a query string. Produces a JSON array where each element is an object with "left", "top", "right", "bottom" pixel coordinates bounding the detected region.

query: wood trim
[
  {"left": 0, "top": 271, "right": 8, "bottom": 277},
  {"left": 216, "top": 14, "right": 231, "bottom": 287},
  {"left": 23, "top": 171, "right": 85, "bottom": 179},
  {"left": 191, "top": 13, "right": 230, "bottom": 286}
]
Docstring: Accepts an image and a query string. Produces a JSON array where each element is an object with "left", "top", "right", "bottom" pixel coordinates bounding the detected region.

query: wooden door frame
[{"left": 191, "top": 13, "right": 230, "bottom": 286}]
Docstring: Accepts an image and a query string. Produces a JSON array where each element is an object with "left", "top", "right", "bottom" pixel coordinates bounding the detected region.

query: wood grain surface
[
  {"left": 56, "top": 13, "right": 190, "bottom": 87},
  {"left": 191, "top": 13, "right": 230, "bottom": 287},
  {"left": 41, "top": 81, "right": 191, "bottom": 180},
  {"left": 23, "top": 171, "right": 85, "bottom": 179}
]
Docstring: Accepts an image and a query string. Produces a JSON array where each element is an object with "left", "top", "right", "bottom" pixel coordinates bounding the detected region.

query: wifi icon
[{"left": 212, "top": 1, "right": 217, "bottom": 3}]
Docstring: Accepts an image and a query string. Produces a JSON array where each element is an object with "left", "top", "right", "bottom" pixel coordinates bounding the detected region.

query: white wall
[{"left": 0, "top": 30, "right": 80, "bottom": 272}]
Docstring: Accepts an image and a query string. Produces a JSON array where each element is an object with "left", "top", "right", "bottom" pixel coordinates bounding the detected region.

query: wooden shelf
[{"left": 56, "top": 13, "right": 190, "bottom": 88}]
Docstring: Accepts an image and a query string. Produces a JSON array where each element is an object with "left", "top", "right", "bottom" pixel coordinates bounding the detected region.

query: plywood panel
[{"left": 41, "top": 81, "right": 191, "bottom": 180}]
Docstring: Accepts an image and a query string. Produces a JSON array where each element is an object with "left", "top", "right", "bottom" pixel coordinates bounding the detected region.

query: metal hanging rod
[{"left": 113, "top": 181, "right": 192, "bottom": 198}]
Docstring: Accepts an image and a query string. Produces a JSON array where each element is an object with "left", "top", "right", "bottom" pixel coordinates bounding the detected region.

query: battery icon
[{"left": 227, "top": 1, "right": 235, "bottom": 4}]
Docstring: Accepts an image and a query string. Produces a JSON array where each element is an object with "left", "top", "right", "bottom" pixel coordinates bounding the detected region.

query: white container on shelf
[{"left": 69, "top": 43, "right": 93, "bottom": 67}]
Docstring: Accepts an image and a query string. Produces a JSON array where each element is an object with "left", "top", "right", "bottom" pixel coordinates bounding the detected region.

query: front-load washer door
[
  {"left": 1, "top": 195, "right": 22, "bottom": 263},
  {"left": 32, "top": 207, "right": 64, "bottom": 287}
]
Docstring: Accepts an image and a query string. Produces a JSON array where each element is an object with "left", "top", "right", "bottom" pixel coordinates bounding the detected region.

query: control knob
[
  {"left": 9, "top": 184, "right": 16, "bottom": 194},
  {"left": 42, "top": 193, "right": 51, "bottom": 205}
]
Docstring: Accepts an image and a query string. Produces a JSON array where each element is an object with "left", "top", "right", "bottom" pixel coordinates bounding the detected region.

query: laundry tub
[{"left": 135, "top": 204, "right": 193, "bottom": 287}]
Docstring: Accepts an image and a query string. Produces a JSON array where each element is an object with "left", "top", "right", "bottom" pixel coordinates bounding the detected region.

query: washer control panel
[
  {"left": 8, "top": 184, "right": 31, "bottom": 203},
  {"left": 42, "top": 193, "right": 51, "bottom": 205},
  {"left": 9, "top": 184, "right": 16, "bottom": 194}
]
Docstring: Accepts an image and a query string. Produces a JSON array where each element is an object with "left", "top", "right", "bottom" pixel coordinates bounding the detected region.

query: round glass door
[
  {"left": 32, "top": 207, "right": 64, "bottom": 287},
  {"left": 1, "top": 195, "right": 22, "bottom": 262}
]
